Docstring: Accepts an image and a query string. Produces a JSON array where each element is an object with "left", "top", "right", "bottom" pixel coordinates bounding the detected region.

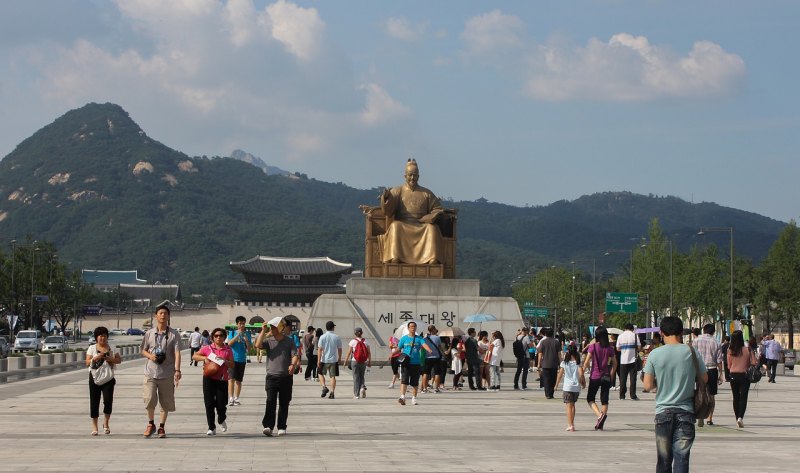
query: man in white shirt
[
  {"left": 189, "top": 327, "right": 203, "bottom": 367},
  {"left": 616, "top": 323, "right": 641, "bottom": 400}
]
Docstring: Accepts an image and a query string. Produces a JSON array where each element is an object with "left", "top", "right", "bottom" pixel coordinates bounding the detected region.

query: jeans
[
  {"left": 513, "top": 357, "right": 529, "bottom": 388},
  {"left": 263, "top": 375, "right": 293, "bottom": 430},
  {"left": 655, "top": 408, "right": 696, "bottom": 473},
  {"left": 202, "top": 377, "right": 227, "bottom": 431},
  {"left": 541, "top": 367, "right": 557, "bottom": 398},
  {"left": 351, "top": 361, "right": 367, "bottom": 396},
  {"left": 489, "top": 364, "right": 501, "bottom": 388},
  {"left": 729, "top": 372, "right": 751, "bottom": 419},
  {"left": 619, "top": 362, "right": 638, "bottom": 398},
  {"left": 466, "top": 359, "right": 481, "bottom": 388},
  {"left": 766, "top": 359, "right": 778, "bottom": 382}
]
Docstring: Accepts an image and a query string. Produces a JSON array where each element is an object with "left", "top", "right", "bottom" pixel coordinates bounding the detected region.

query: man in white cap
[{"left": 255, "top": 317, "right": 300, "bottom": 437}]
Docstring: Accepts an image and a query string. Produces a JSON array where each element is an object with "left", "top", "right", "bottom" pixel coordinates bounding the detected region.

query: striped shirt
[{"left": 693, "top": 334, "right": 722, "bottom": 368}]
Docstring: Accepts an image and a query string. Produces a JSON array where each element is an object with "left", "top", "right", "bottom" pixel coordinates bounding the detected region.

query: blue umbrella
[{"left": 463, "top": 313, "right": 498, "bottom": 323}]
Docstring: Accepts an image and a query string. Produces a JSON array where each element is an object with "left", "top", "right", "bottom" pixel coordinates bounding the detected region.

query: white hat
[{"left": 266, "top": 316, "right": 284, "bottom": 328}]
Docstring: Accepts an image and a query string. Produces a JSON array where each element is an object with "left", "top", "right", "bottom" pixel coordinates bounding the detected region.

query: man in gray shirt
[
  {"left": 255, "top": 317, "right": 300, "bottom": 437},
  {"left": 537, "top": 327, "right": 561, "bottom": 399},
  {"left": 140, "top": 305, "right": 181, "bottom": 438}
]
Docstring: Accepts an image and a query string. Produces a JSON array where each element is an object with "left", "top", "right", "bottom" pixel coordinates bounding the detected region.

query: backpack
[
  {"left": 353, "top": 338, "right": 368, "bottom": 363},
  {"left": 512, "top": 338, "right": 525, "bottom": 358}
]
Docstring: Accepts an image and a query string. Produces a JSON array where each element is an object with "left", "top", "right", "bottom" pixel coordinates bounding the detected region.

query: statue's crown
[{"left": 406, "top": 158, "right": 418, "bottom": 170}]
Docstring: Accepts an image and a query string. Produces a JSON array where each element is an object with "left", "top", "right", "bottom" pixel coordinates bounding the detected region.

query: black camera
[{"left": 154, "top": 352, "right": 167, "bottom": 365}]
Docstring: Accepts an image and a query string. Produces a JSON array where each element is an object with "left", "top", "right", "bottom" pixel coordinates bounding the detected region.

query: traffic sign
[
  {"left": 34, "top": 295, "right": 49, "bottom": 302},
  {"left": 605, "top": 292, "right": 638, "bottom": 314},
  {"left": 523, "top": 302, "right": 548, "bottom": 318}
]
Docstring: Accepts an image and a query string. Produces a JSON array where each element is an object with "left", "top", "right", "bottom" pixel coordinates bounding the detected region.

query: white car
[
  {"left": 181, "top": 331, "right": 193, "bottom": 339},
  {"left": 109, "top": 329, "right": 126, "bottom": 337},
  {"left": 13, "top": 330, "right": 43, "bottom": 353},
  {"left": 42, "top": 336, "right": 69, "bottom": 351}
]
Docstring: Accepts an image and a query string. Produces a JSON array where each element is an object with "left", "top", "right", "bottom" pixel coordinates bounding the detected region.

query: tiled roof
[
  {"left": 119, "top": 284, "right": 180, "bottom": 300},
  {"left": 229, "top": 256, "right": 353, "bottom": 276},
  {"left": 82, "top": 270, "right": 147, "bottom": 286},
  {"left": 225, "top": 283, "right": 346, "bottom": 295}
]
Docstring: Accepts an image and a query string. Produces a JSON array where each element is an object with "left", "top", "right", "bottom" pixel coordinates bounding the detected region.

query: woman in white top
[
  {"left": 489, "top": 331, "right": 505, "bottom": 391},
  {"left": 450, "top": 337, "right": 464, "bottom": 389},
  {"left": 85, "top": 326, "right": 121, "bottom": 436}
]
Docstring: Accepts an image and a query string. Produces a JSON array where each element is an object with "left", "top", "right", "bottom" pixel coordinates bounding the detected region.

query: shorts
[
  {"left": 586, "top": 377, "right": 610, "bottom": 405},
  {"left": 143, "top": 376, "right": 176, "bottom": 412},
  {"left": 423, "top": 358, "right": 443, "bottom": 377},
  {"left": 320, "top": 362, "right": 339, "bottom": 377},
  {"left": 231, "top": 362, "right": 247, "bottom": 382},
  {"left": 563, "top": 391, "right": 579, "bottom": 403},
  {"left": 401, "top": 364, "right": 422, "bottom": 387},
  {"left": 390, "top": 357, "right": 400, "bottom": 375},
  {"left": 706, "top": 368, "right": 719, "bottom": 395}
]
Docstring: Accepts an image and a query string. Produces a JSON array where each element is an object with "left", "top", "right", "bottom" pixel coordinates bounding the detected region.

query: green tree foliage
[{"left": 762, "top": 221, "right": 800, "bottom": 348}]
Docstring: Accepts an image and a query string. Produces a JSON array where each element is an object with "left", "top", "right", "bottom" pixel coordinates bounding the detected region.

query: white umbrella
[
  {"left": 606, "top": 327, "right": 623, "bottom": 335},
  {"left": 437, "top": 327, "right": 466, "bottom": 338}
]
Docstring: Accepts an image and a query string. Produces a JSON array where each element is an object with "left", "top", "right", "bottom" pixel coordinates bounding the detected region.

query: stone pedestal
[{"left": 309, "top": 278, "right": 523, "bottom": 363}]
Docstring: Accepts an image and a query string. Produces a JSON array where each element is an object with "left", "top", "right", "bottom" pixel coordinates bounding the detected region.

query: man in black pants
[
  {"left": 537, "top": 327, "right": 561, "bottom": 399},
  {"left": 514, "top": 327, "right": 533, "bottom": 390},
  {"left": 464, "top": 328, "right": 484, "bottom": 390}
]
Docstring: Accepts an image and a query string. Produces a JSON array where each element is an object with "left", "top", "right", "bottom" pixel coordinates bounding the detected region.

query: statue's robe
[{"left": 379, "top": 184, "right": 443, "bottom": 264}]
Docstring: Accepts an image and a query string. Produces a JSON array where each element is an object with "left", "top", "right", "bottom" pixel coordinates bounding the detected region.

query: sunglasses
[{"left": 213, "top": 333, "right": 225, "bottom": 338}]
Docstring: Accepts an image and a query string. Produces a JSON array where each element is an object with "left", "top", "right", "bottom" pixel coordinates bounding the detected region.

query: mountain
[
  {"left": 0, "top": 103, "right": 787, "bottom": 299},
  {"left": 229, "top": 149, "right": 290, "bottom": 176}
]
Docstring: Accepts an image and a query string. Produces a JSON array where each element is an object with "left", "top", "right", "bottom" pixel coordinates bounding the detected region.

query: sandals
[
  {"left": 103, "top": 425, "right": 111, "bottom": 435},
  {"left": 91, "top": 430, "right": 98, "bottom": 436}
]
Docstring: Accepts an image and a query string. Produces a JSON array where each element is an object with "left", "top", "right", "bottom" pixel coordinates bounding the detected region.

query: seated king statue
[{"left": 379, "top": 159, "right": 444, "bottom": 264}]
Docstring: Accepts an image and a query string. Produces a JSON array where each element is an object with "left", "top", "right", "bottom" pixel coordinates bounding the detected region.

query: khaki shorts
[
  {"left": 143, "top": 376, "right": 176, "bottom": 412},
  {"left": 320, "top": 362, "right": 339, "bottom": 378}
]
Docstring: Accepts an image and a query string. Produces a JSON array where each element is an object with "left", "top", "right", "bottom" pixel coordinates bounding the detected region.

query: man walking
[
  {"left": 617, "top": 323, "right": 641, "bottom": 400},
  {"left": 302, "top": 326, "right": 315, "bottom": 380},
  {"left": 693, "top": 323, "right": 723, "bottom": 426},
  {"left": 255, "top": 317, "right": 300, "bottom": 437},
  {"left": 189, "top": 327, "right": 203, "bottom": 367},
  {"left": 513, "top": 327, "right": 533, "bottom": 390},
  {"left": 394, "top": 321, "right": 433, "bottom": 405},
  {"left": 421, "top": 325, "right": 443, "bottom": 393},
  {"left": 464, "top": 328, "right": 484, "bottom": 390},
  {"left": 316, "top": 321, "right": 342, "bottom": 399},
  {"left": 140, "top": 304, "right": 182, "bottom": 438},
  {"left": 343, "top": 327, "right": 371, "bottom": 399},
  {"left": 537, "top": 327, "right": 561, "bottom": 399},
  {"left": 763, "top": 334, "right": 782, "bottom": 383},
  {"left": 643, "top": 316, "right": 707, "bottom": 473},
  {"left": 226, "top": 316, "right": 252, "bottom": 406}
]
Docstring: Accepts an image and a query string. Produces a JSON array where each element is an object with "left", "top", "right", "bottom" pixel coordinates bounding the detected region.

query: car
[
  {"left": 181, "top": 330, "right": 193, "bottom": 339},
  {"left": 126, "top": 328, "right": 145, "bottom": 336},
  {"left": 0, "top": 337, "right": 10, "bottom": 358},
  {"left": 13, "top": 330, "right": 43, "bottom": 353},
  {"left": 42, "top": 335, "right": 69, "bottom": 351},
  {"left": 109, "top": 328, "right": 126, "bottom": 337}
]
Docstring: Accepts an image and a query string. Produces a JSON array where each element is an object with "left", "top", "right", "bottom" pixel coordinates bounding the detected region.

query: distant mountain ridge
[
  {"left": 229, "top": 149, "right": 290, "bottom": 176},
  {"left": 0, "top": 103, "right": 786, "bottom": 298}
]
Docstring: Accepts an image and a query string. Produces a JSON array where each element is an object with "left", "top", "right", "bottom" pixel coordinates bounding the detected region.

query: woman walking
[
  {"left": 488, "top": 331, "right": 505, "bottom": 390},
  {"left": 556, "top": 344, "right": 585, "bottom": 431},
  {"left": 582, "top": 327, "right": 618, "bottom": 430},
  {"left": 86, "top": 326, "right": 121, "bottom": 436},
  {"left": 193, "top": 327, "right": 234, "bottom": 435},
  {"left": 727, "top": 330, "right": 757, "bottom": 428}
]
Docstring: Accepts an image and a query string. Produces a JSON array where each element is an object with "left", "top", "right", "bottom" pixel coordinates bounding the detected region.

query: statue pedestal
[{"left": 309, "top": 278, "right": 523, "bottom": 363}]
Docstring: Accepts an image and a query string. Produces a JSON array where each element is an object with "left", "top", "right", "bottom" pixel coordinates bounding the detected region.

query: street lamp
[
  {"left": 604, "top": 248, "right": 633, "bottom": 292},
  {"left": 640, "top": 240, "right": 673, "bottom": 321},
  {"left": 698, "top": 227, "right": 734, "bottom": 329},
  {"left": 571, "top": 259, "right": 596, "bottom": 330}
]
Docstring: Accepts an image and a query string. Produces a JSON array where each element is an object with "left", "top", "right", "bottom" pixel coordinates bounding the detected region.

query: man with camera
[{"left": 140, "top": 304, "right": 182, "bottom": 438}]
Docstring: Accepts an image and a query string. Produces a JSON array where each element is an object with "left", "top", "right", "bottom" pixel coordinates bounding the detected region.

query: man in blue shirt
[
  {"left": 393, "top": 321, "right": 432, "bottom": 406},
  {"left": 316, "top": 321, "right": 342, "bottom": 399},
  {"left": 226, "top": 316, "right": 252, "bottom": 406}
]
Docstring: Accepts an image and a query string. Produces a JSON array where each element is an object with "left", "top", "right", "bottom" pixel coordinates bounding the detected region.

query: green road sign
[
  {"left": 523, "top": 302, "right": 548, "bottom": 318},
  {"left": 605, "top": 292, "right": 638, "bottom": 314}
]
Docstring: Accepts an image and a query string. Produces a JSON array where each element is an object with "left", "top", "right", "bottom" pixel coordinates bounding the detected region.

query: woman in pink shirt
[
  {"left": 193, "top": 327, "right": 234, "bottom": 435},
  {"left": 726, "top": 330, "right": 757, "bottom": 428}
]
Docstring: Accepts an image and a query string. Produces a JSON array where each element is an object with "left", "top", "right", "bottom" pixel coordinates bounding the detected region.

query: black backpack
[{"left": 512, "top": 338, "right": 525, "bottom": 358}]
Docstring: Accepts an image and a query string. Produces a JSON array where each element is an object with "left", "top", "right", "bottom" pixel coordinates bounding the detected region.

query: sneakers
[
  {"left": 228, "top": 397, "right": 235, "bottom": 406},
  {"left": 157, "top": 426, "right": 166, "bottom": 438},
  {"left": 277, "top": 429, "right": 286, "bottom": 436},
  {"left": 736, "top": 418, "right": 744, "bottom": 428},
  {"left": 360, "top": 387, "right": 367, "bottom": 398},
  {"left": 328, "top": 392, "right": 335, "bottom": 399},
  {"left": 566, "top": 426, "right": 576, "bottom": 432},
  {"left": 220, "top": 421, "right": 227, "bottom": 432},
  {"left": 354, "top": 395, "right": 360, "bottom": 399},
  {"left": 630, "top": 395, "right": 639, "bottom": 401},
  {"left": 397, "top": 397, "right": 406, "bottom": 405},
  {"left": 433, "top": 388, "right": 442, "bottom": 393},
  {"left": 697, "top": 418, "right": 704, "bottom": 427},
  {"left": 321, "top": 386, "right": 329, "bottom": 398},
  {"left": 412, "top": 396, "right": 418, "bottom": 405},
  {"left": 143, "top": 423, "right": 156, "bottom": 437},
  {"left": 262, "top": 427, "right": 273, "bottom": 436},
  {"left": 206, "top": 429, "right": 215, "bottom": 436},
  {"left": 232, "top": 398, "right": 240, "bottom": 406},
  {"left": 387, "top": 383, "right": 395, "bottom": 389}
]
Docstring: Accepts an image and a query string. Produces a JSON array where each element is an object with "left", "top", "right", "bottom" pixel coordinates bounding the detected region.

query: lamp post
[
  {"left": 29, "top": 242, "right": 39, "bottom": 330},
  {"left": 640, "top": 240, "right": 673, "bottom": 321},
  {"left": 10, "top": 239, "right": 16, "bottom": 342},
  {"left": 570, "top": 259, "right": 596, "bottom": 331},
  {"left": 604, "top": 248, "right": 633, "bottom": 292},
  {"left": 698, "top": 227, "right": 734, "bottom": 329}
]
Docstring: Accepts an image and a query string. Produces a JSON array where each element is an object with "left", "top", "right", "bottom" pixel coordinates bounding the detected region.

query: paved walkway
[{"left": 0, "top": 354, "right": 797, "bottom": 472}]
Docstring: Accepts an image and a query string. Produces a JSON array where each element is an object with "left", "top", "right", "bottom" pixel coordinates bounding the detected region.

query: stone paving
[{"left": 0, "top": 353, "right": 797, "bottom": 472}]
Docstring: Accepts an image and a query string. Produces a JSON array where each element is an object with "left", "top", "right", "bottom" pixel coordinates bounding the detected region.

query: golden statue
[{"left": 378, "top": 159, "right": 444, "bottom": 264}]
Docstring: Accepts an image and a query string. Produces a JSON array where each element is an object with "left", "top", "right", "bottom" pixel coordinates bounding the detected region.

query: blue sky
[{"left": 0, "top": 0, "right": 798, "bottom": 222}]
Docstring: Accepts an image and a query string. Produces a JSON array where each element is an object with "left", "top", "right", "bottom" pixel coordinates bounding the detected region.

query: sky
[{"left": 0, "top": 0, "right": 798, "bottom": 222}]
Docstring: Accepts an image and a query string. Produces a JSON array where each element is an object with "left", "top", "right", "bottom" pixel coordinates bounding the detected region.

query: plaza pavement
[{"left": 0, "top": 353, "right": 797, "bottom": 472}]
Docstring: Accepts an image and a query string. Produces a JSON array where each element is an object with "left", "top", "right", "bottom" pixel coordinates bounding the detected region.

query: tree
[{"left": 762, "top": 221, "right": 800, "bottom": 349}]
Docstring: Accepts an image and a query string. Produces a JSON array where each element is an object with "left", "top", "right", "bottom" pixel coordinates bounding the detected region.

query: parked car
[
  {"left": 109, "top": 328, "right": 126, "bottom": 337},
  {"left": 13, "top": 330, "right": 43, "bottom": 353},
  {"left": 0, "top": 337, "right": 10, "bottom": 358},
  {"left": 181, "top": 330, "right": 193, "bottom": 339},
  {"left": 42, "top": 336, "right": 69, "bottom": 351},
  {"left": 126, "top": 328, "right": 145, "bottom": 336}
]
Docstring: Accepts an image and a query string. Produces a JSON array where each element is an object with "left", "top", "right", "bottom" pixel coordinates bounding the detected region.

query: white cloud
[
  {"left": 524, "top": 33, "right": 746, "bottom": 101},
  {"left": 360, "top": 83, "right": 412, "bottom": 126},
  {"left": 385, "top": 17, "right": 426, "bottom": 42},
  {"left": 461, "top": 10, "right": 524, "bottom": 55},
  {"left": 265, "top": 0, "right": 324, "bottom": 61}
]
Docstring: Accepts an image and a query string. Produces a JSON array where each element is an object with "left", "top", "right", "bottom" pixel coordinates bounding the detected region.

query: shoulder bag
[
  {"left": 397, "top": 337, "right": 416, "bottom": 367},
  {"left": 689, "top": 345, "right": 712, "bottom": 419},
  {"left": 91, "top": 357, "right": 115, "bottom": 386},
  {"left": 746, "top": 349, "right": 763, "bottom": 383}
]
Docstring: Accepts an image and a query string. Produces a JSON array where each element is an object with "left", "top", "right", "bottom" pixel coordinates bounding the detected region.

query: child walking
[{"left": 556, "top": 343, "right": 585, "bottom": 431}]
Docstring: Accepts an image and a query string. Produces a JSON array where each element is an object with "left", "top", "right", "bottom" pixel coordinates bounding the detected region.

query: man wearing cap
[
  {"left": 316, "top": 321, "right": 342, "bottom": 399},
  {"left": 343, "top": 327, "right": 371, "bottom": 399},
  {"left": 255, "top": 317, "right": 300, "bottom": 437}
]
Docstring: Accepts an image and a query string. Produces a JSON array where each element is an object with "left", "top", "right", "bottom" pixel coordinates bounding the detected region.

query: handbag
[
  {"left": 91, "top": 358, "right": 114, "bottom": 386},
  {"left": 689, "top": 346, "right": 713, "bottom": 419},
  {"left": 203, "top": 360, "right": 223, "bottom": 378},
  {"left": 747, "top": 351, "right": 763, "bottom": 383},
  {"left": 397, "top": 336, "right": 417, "bottom": 367}
]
